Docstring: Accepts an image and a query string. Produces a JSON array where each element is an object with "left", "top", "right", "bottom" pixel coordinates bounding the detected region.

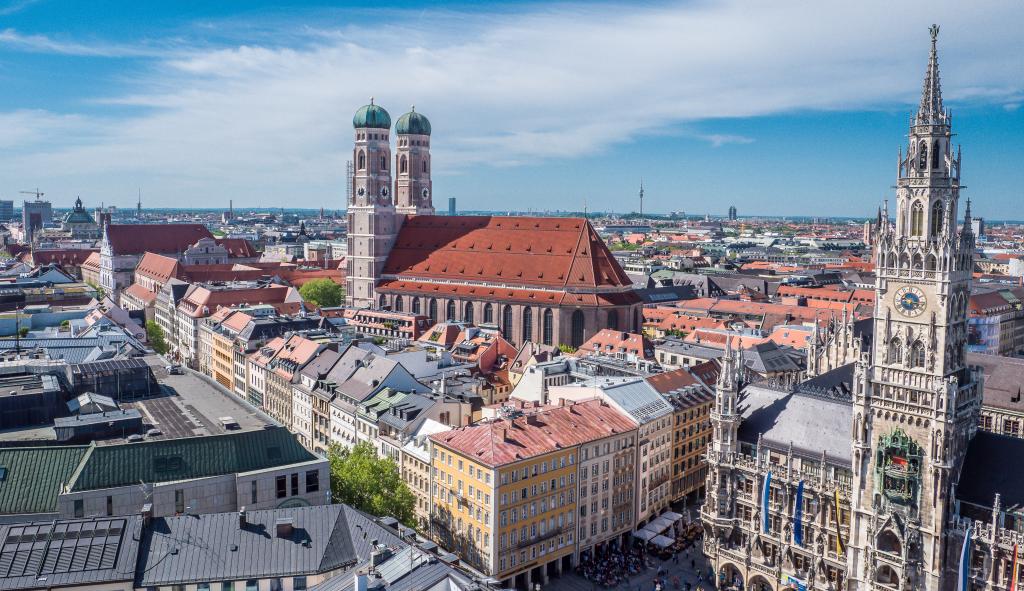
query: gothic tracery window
[
  {"left": 889, "top": 338, "right": 902, "bottom": 364},
  {"left": 357, "top": 150, "right": 366, "bottom": 170},
  {"left": 930, "top": 200, "right": 944, "bottom": 237},
  {"left": 542, "top": 309, "right": 554, "bottom": 345},
  {"left": 910, "top": 202, "right": 924, "bottom": 236},
  {"left": 910, "top": 341, "right": 926, "bottom": 368},
  {"left": 522, "top": 307, "right": 533, "bottom": 342},
  {"left": 918, "top": 140, "right": 928, "bottom": 171},
  {"left": 571, "top": 310, "right": 585, "bottom": 348}
]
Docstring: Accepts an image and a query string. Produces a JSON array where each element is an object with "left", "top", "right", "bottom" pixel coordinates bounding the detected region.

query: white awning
[
  {"left": 650, "top": 534, "right": 675, "bottom": 549},
  {"left": 632, "top": 528, "right": 657, "bottom": 541},
  {"left": 661, "top": 511, "right": 684, "bottom": 522},
  {"left": 647, "top": 515, "right": 674, "bottom": 532}
]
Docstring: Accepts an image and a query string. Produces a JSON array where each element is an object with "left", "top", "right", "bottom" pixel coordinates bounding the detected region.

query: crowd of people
[{"left": 576, "top": 546, "right": 647, "bottom": 588}]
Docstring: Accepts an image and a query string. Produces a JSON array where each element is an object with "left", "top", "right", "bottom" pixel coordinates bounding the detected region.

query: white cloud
[
  {"left": 0, "top": 28, "right": 168, "bottom": 58},
  {"left": 0, "top": 0, "right": 1021, "bottom": 208}
]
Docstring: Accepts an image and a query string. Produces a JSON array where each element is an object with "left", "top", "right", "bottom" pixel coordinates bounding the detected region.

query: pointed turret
[{"left": 917, "top": 24, "right": 945, "bottom": 125}]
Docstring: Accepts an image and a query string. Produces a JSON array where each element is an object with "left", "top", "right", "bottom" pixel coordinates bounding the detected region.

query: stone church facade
[{"left": 702, "top": 27, "right": 1024, "bottom": 591}]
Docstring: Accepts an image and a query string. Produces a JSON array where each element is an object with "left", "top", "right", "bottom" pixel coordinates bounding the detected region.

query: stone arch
[
  {"left": 878, "top": 528, "right": 903, "bottom": 554},
  {"left": 875, "top": 564, "right": 900, "bottom": 586},
  {"left": 925, "top": 253, "right": 937, "bottom": 271},
  {"left": 748, "top": 574, "right": 775, "bottom": 591},
  {"left": 718, "top": 563, "right": 744, "bottom": 591},
  {"left": 912, "top": 252, "right": 923, "bottom": 270}
]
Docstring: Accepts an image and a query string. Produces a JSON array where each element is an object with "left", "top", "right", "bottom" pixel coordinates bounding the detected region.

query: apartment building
[
  {"left": 429, "top": 399, "right": 635, "bottom": 590},
  {"left": 647, "top": 368, "right": 716, "bottom": 502}
]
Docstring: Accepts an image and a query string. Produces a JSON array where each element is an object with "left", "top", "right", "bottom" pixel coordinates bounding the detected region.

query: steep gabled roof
[
  {"left": 382, "top": 215, "right": 633, "bottom": 290},
  {"left": 104, "top": 224, "right": 213, "bottom": 256}
]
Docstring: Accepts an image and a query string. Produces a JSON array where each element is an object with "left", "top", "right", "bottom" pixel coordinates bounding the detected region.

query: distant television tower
[
  {"left": 137, "top": 188, "right": 142, "bottom": 218},
  {"left": 638, "top": 179, "right": 644, "bottom": 219}
]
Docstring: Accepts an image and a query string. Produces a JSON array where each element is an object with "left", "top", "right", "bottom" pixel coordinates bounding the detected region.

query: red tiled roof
[
  {"left": 577, "top": 329, "right": 654, "bottom": 359},
  {"left": 122, "top": 283, "right": 157, "bottom": 305},
  {"left": 383, "top": 215, "right": 633, "bottom": 290},
  {"left": 646, "top": 368, "right": 702, "bottom": 394},
  {"left": 30, "top": 249, "right": 98, "bottom": 268},
  {"left": 105, "top": 224, "right": 213, "bottom": 255},
  {"left": 430, "top": 399, "right": 636, "bottom": 467},
  {"left": 135, "top": 253, "right": 184, "bottom": 284},
  {"left": 215, "top": 238, "right": 258, "bottom": 259},
  {"left": 81, "top": 252, "right": 101, "bottom": 271}
]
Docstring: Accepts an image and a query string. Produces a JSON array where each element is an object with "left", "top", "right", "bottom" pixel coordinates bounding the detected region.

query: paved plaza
[{"left": 546, "top": 546, "right": 715, "bottom": 591}]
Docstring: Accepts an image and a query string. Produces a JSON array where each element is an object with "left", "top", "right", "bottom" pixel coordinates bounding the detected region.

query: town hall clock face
[{"left": 894, "top": 285, "right": 927, "bottom": 317}]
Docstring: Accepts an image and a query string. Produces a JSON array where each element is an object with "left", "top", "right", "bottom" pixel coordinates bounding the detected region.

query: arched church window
[
  {"left": 910, "top": 341, "right": 926, "bottom": 368},
  {"left": 380, "top": 155, "right": 388, "bottom": 170},
  {"left": 378, "top": 294, "right": 387, "bottom": 309},
  {"left": 446, "top": 300, "right": 456, "bottom": 321},
  {"left": 910, "top": 202, "right": 924, "bottom": 236},
  {"left": 925, "top": 254, "right": 937, "bottom": 271},
  {"left": 428, "top": 299, "right": 437, "bottom": 323},
  {"left": 889, "top": 338, "right": 902, "bottom": 364},
  {"left": 357, "top": 150, "right": 366, "bottom": 170},
  {"left": 394, "top": 296, "right": 403, "bottom": 312},
  {"left": 930, "top": 201, "right": 944, "bottom": 236},
  {"left": 464, "top": 302, "right": 474, "bottom": 324},
  {"left": 899, "top": 253, "right": 910, "bottom": 270},
  {"left": 422, "top": 159, "right": 428, "bottom": 174},
  {"left": 912, "top": 253, "right": 923, "bottom": 270},
  {"left": 918, "top": 140, "right": 928, "bottom": 171},
  {"left": 522, "top": 307, "right": 533, "bottom": 342},
  {"left": 412, "top": 297, "right": 420, "bottom": 314},
  {"left": 399, "top": 156, "right": 408, "bottom": 174},
  {"left": 502, "top": 306, "right": 514, "bottom": 340},
  {"left": 483, "top": 303, "right": 494, "bottom": 324},
  {"left": 571, "top": 310, "right": 585, "bottom": 348},
  {"left": 607, "top": 310, "right": 619, "bottom": 331},
  {"left": 932, "top": 140, "right": 941, "bottom": 170},
  {"left": 542, "top": 309, "right": 554, "bottom": 345}
]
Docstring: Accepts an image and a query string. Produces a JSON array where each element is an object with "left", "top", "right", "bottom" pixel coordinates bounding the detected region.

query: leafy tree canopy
[
  {"left": 328, "top": 442, "right": 416, "bottom": 527},
  {"left": 299, "top": 278, "right": 343, "bottom": 308}
]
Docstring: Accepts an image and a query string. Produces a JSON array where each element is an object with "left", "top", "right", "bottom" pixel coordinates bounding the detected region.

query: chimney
[
  {"left": 238, "top": 506, "right": 247, "bottom": 528},
  {"left": 275, "top": 517, "right": 294, "bottom": 538},
  {"left": 354, "top": 572, "right": 369, "bottom": 591}
]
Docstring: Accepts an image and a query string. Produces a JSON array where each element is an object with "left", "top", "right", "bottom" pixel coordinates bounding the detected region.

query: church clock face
[
  {"left": 357, "top": 186, "right": 365, "bottom": 197},
  {"left": 380, "top": 186, "right": 389, "bottom": 198},
  {"left": 421, "top": 188, "right": 429, "bottom": 199},
  {"left": 894, "top": 285, "right": 927, "bottom": 317}
]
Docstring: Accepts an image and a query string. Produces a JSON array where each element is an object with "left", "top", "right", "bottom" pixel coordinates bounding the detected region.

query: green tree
[
  {"left": 299, "top": 278, "right": 344, "bottom": 308},
  {"left": 18, "top": 327, "right": 29, "bottom": 338},
  {"left": 328, "top": 442, "right": 416, "bottom": 527},
  {"left": 146, "top": 321, "right": 169, "bottom": 355}
]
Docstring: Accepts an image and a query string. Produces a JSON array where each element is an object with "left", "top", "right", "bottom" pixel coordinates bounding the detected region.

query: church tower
[
  {"left": 848, "top": 26, "right": 981, "bottom": 590},
  {"left": 394, "top": 107, "right": 434, "bottom": 216},
  {"left": 346, "top": 99, "right": 398, "bottom": 308}
]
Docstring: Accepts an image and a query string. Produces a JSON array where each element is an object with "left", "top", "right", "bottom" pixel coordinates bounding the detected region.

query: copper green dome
[
  {"left": 353, "top": 99, "right": 391, "bottom": 129},
  {"left": 396, "top": 107, "right": 431, "bottom": 136}
]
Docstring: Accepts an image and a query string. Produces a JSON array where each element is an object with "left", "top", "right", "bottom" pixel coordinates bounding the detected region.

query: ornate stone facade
[{"left": 700, "top": 27, "right": 1024, "bottom": 591}]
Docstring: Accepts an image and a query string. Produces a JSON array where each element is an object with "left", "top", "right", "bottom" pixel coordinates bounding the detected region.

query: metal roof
[
  {"left": 136, "top": 505, "right": 402, "bottom": 586},
  {"left": 737, "top": 382, "right": 852, "bottom": 463},
  {"left": 0, "top": 516, "right": 141, "bottom": 590},
  {"left": 68, "top": 427, "right": 316, "bottom": 492},
  {"left": 0, "top": 446, "right": 89, "bottom": 515}
]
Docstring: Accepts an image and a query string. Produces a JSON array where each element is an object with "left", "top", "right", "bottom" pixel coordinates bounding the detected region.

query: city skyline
[{"left": 0, "top": 1, "right": 1021, "bottom": 217}]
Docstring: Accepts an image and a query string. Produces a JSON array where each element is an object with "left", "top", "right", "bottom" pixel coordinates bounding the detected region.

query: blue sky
[{"left": 0, "top": 0, "right": 1021, "bottom": 218}]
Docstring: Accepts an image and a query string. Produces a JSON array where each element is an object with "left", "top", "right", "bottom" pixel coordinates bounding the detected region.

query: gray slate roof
[
  {"left": 136, "top": 505, "right": 402, "bottom": 586},
  {"left": 738, "top": 379, "right": 852, "bottom": 462},
  {"left": 958, "top": 431, "right": 1024, "bottom": 512}
]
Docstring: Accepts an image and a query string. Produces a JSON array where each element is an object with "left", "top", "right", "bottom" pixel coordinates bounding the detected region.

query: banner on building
[
  {"left": 793, "top": 480, "right": 804, "bottom": 546},
  {"left": 957, "top": 526, "right": 972, "bottom": 591},
  {"left": 762, "top": 471, "right": 773, "bottom": 534},
  {"left": 1011, "top": 542, "right": 1019, "bottom": 591},
  {"left": 832, "top": 488, "right": 845, "bottom": 555}
]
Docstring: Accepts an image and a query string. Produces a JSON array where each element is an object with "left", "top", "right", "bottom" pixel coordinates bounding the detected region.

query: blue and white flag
[
  {"left": 762, "top": 471, "right": 772, "bottom": 533},
  {"left": 957, "top": 526, "right": 972, "bottom": 591},
  {"left": 793, "top": 480, "right": 804, "bottom": 546}
]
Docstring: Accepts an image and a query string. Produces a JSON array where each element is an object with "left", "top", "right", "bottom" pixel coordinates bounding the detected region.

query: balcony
[{"left": 516, "top": 526, "right": 562, "bottom": 549}]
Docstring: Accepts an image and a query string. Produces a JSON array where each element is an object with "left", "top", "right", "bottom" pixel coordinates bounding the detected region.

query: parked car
[
  {"left": 219, "top": 416, "right": 240, "bottom": 430},
  {"left": 126, "top": 434, "right": 144, "bottom": 442},
  {"left": 165, "top": 364, "right": 184, "bottom": 375},
  {"left": 146, "top": 428, "right": 163, "bottom": 437}
]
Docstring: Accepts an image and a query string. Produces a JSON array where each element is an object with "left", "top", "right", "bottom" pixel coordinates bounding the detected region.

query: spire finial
[
  {"left": 917, "top": 25, "right": 945, "bottom": 124},
  {"left": 370, "top": 96, "right": 375, "bottom": 105},
  {"left": 410, "top": 104, "right": 415, "bottom": 112}
]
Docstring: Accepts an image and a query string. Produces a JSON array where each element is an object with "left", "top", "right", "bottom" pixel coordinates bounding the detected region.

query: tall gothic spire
[{"left": 917, "top": 24, "right": 945, "bottom": 125}]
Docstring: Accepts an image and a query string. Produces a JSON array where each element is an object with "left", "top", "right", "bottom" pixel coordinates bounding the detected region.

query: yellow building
[
  {"left": 429, "top": 399, "right": 636, "bottom": 590},
  {"left": 647, "top": 367, "right": 716, "bottom": 503}
]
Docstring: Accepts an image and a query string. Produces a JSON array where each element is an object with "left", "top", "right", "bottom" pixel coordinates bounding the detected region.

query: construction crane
[{"left": 19, "top": 188, "right": 44, "bottom": 200}]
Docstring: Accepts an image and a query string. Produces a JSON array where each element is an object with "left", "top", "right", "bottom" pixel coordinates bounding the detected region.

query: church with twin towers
[{"left": 345, "top": 102, "right": 644, "bottom": 348}]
